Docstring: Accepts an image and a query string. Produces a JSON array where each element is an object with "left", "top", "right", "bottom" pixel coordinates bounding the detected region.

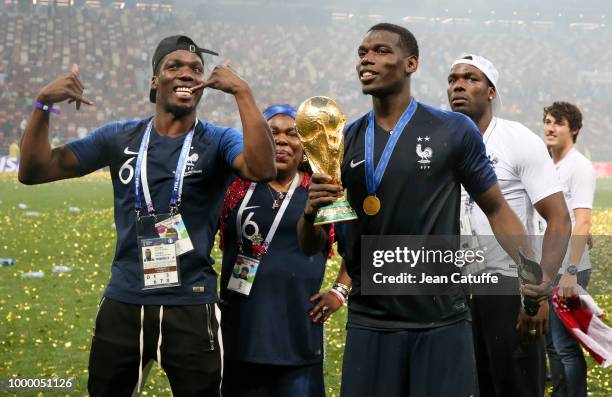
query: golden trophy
[{"left": 295, "top": 96, "right": 358, "bottom": 225}]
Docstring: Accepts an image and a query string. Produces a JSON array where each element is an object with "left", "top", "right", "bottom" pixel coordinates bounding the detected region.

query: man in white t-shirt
[
  {"left": 447, "top": 55, "right": 571, "bottom": 397},
  {"left": 543, "top": 101, "right": 595, "bottom": 397}
]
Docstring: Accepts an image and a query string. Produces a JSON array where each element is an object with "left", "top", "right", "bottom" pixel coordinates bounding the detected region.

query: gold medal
[{"left": 363, "top": 195, "right": 381, "bottom": 216}]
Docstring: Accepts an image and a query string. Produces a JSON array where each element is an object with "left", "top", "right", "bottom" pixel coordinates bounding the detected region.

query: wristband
[
  {"left": 35, "top": 101, "right": 61, "bottom": 115},
  {"left": 328, "top": 288, "right": 346, "bottom": 305},
  {"left": 303, "top": 211, "right": 316, "bottom": 223}
]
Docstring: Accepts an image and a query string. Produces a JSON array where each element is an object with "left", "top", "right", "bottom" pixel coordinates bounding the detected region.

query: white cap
[{"left": 451, "top": 54, "right": 502, "bottom": 113}]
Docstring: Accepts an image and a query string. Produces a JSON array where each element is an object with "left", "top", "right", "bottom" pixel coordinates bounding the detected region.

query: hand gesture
[
  {"left": 191, "top": 60, "right": 248, "bottom": 95},
  {"left": 37, "top": 64, "right": 93, "bottom": 110},
  {"left": 304, "top": 174, "right": 343, "bottom": 218},
  {"left": 308, "top": 290, "right": 343, "bottom": 324}
]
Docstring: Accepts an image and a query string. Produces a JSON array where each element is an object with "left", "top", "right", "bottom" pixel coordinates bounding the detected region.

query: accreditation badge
[
  {"left": 459, "top": 214, "right": 479, "bottom": 252},
  {"left": 155, "top": 214, "right": 193, "bottom": 256},
  {"left": 139, "top": 236, "right": 181, "bottom": 289},
  {"left": 459, "top": 199, "right": 485, "bottom": 275},
  {"left": 460, "top": 199, "right": 474, "bottom": 237},
  {"left": 460, "top": 198, "right": 479, "bottom": 249},
  {"left": 227, "top": 254, "right": 259, "bottom": 296}
]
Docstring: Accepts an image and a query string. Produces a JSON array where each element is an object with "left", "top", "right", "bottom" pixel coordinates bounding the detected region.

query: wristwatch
[{"left": 566, "top": 264, "right": 578, "bottom": 276}]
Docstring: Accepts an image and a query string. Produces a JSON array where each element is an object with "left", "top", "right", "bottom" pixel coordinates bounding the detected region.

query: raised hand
[
  {"left": 191, "top": 60, "right": 248, "bottom": 95},
  {"left": 304, "top": 173, "right": 344, "bottom": 217},
  {"left": 37, "top": 64, "right": 93, "bottom": 110}
]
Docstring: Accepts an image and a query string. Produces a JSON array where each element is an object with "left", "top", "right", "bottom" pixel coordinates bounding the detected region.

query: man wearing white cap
[{"left": 447, "top": 55, "right": 571, "bottom": 397}]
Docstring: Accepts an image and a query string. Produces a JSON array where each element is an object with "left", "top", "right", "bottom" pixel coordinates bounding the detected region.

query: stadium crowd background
[{"left": 0, "top": 0, "right": 610, "bottom": 162}]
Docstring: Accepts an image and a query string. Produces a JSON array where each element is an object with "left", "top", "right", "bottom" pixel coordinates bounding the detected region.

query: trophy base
[{"left": 314, "top": 199, "right": 358, "bottom": 226}]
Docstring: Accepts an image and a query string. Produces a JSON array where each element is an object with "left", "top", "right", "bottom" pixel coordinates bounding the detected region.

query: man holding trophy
[{"left": 298, "top": 23, "right": 568, "bottom": 397}]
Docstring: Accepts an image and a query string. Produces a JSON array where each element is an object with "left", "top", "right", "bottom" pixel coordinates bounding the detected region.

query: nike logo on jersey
[
  {"left": 350, "top": 159, "right": 365, "bottom": 168},
  {"left": 124, "top": 147, "right": 139, "bottom": 155},
  {"left": 243, "top": 205, "right": 260, "bottom": 211}
]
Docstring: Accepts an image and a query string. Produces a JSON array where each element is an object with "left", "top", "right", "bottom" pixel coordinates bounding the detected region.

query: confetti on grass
[{"left": 1, "top": 173, "right": 611, "bottom": 397}]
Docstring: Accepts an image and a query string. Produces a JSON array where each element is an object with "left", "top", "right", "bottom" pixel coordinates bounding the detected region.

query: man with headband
[
  {"left": 18, "top": 35, "right": 275, "bottom": 396},
  {"left": 447, "top": 54, "right": 570, "bottom": 397},
  {"left": 301, "top": 23, "right": 552, "bottom": 397}
]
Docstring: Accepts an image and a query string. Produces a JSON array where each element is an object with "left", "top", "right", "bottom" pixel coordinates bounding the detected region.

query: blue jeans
[{"left": 548, "top": 269, "right": 591, "bottom": 397}]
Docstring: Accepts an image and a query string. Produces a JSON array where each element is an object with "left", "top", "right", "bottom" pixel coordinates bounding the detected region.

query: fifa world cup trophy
[{"left": 295, "top": 96, "right": 358, "bottom": 225}]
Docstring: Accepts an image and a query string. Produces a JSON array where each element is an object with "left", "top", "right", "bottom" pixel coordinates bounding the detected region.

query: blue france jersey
[
  {"left": 340, "top": 103, "right": 497, "bottom": 329},
  {"left": 219, "top": 181, "right": 328, "bottom": 365},
  {"left": 67, "top": 118, "right": 243, "bottom": 305}
]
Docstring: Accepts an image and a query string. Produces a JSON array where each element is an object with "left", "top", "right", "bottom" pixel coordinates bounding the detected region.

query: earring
[{"left": 302, "top": 154, "right": 308, "bottom": 163}]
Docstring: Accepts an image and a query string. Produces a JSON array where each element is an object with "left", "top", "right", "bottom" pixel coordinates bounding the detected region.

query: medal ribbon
[
  {"left": 365, "top": 98, "right": 417, "bottom": 195},
  {"left": 134, "top": 118, "right": 198, "bottom": 216},
  {"left": 235, "top": 173, "right": 301, "bottom": 255}
]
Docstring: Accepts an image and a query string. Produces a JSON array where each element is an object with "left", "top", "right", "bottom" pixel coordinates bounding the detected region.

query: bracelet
[
  {"left": 303, "top": 211, "right": 316, "bottom": 223},
  {"left": 333, "top": 282, "right": 351, "bottom": 297},
  {"left": 35, "top": 101, "right": 61, "bottom": 115},
  {"left": 332, "top": 284, "right": 349, "bottom": 300},
  {"left": 328, "top": 288, "right": 346, "bottom": 305},
  {"left": 334, "top": 282, "right": 351, "bottom": 291}
]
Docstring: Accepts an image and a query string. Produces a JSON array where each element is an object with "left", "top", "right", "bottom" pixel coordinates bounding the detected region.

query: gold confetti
[{"left": 1, "top": 173, "right": 611, "bottom": 396}]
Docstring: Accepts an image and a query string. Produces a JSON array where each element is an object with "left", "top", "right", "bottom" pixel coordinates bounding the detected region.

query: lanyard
[
  {"left": 134, "top": 118, "right": 198, "bottom": 217},
  {"left": 235, "top": 173, "right": 300, "bottom": 251},
  {"left": 365, "top": 98, "right": 417, "bottom": 195}
]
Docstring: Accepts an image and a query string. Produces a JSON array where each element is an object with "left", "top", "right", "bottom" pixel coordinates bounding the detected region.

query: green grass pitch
[{"left": 1, "top": 174, "right": 610, "bottom": 396}]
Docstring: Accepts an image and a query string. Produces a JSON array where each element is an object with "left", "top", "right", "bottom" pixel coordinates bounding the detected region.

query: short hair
[
  {"left": 368, "top": 23, "right": 419, "bottom": 58},
  {"left": 543, "top": 102, "right": 583, "bottom": 143}
]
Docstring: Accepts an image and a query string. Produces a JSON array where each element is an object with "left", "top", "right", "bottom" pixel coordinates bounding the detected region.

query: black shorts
[
  {"left": 340, "top": 320, "right": 477, "bottom": 397},
  {"left": 88, "top": 297, "right": 223, "bottom": 397}
]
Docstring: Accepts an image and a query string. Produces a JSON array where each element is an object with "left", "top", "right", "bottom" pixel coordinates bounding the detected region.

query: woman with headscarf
[{"left": 219, "top": 104, "right": 336, "bottom": 396}]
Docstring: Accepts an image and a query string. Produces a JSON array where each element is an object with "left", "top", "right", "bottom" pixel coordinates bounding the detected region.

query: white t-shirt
[
  {"left": 462, "top": 117, "right": 563, "bottom": 277},
  {"left": 536, "top": 148, "right": 595, "bottom": 272}
]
